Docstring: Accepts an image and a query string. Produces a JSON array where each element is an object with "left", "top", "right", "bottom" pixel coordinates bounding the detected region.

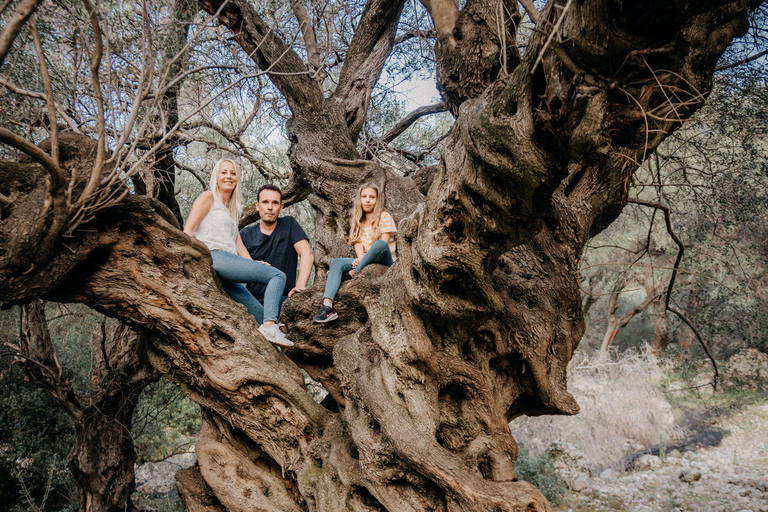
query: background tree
[
  {"left": 1, "top": 1, "right": 765, "bottom": 511},
  {"left": 579, "top": 48, "right": 768, "bottom": 364},
  {"left": 7, "top": 302, "right": 159, "bottom": 512}
]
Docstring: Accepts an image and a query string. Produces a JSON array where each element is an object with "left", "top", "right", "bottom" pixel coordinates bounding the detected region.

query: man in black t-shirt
[{"left": 240, "top": 184, "right": 314, "bottom": 308}]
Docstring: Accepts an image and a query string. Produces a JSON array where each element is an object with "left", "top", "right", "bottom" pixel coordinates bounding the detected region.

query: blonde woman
[
  {"left": 313, "top": 183, "right": 396, "bottom": 323},
  {"left": 183, "top": 159, "right": 293, "bottom": 346}
]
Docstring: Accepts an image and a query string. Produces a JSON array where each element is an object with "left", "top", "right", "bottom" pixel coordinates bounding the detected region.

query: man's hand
[{"left": 288, "top": 286, "right": 305, "bottom": 297}]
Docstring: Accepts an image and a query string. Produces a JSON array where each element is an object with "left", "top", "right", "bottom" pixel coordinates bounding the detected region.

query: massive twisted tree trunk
[{"left": 0, "top": 0, "right": 761, "bottom": 510}]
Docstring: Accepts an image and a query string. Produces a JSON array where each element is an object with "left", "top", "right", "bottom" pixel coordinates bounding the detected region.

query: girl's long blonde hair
[
  {"left": 349, "top": 182, "right": 384, "bottom": 245},
  {"left": 209, "top": 158, "right": 243, "bottom": 224}
]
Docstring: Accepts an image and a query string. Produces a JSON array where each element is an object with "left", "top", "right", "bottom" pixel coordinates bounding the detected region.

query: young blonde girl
[
  {"left": 313, "top": 182, "right": 397, "bottom": 323},
  {"left": 183, "top": 159, "right": 293, "bottom": 346}
]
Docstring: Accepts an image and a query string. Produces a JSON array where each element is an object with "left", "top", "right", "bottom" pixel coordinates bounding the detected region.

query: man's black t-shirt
[{"left": 240, "top": 216, "right": 309, "bottom": 301}]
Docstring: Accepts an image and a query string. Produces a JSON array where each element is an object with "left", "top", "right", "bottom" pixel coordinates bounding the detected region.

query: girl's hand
[
  {"left": 258, "top": 260, "right": 271, "bottom": 266},
  {"left": 352, "top": 258, "right": 360, "bottom": 268}
]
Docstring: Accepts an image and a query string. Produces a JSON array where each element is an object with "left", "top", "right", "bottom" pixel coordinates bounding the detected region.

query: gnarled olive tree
[{"left": 0, "top": 0, "right": 762, "bottom": 510}]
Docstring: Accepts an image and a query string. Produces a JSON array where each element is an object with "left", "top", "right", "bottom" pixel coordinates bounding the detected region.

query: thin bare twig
[
  {"left": 29, "top": 19, "right": 58, "bottom": 166},
  {"left": 176, "top": 162, "right": 208, "bottom": 190},
  {"left": 0, "top": 77, "right": 81, "bottom": 132},
  {"left": 578, "top": 261, "right": 735, "bottom": 292},
  {"left": 629, "top": 198, "right": 718, "bottom": 389},
  {"left": 715, "top": 48, "right": 768, "bottom": 71},
  {"left": 532, "top": 0, "right": 572, "bottom": 73},
  {"left": 628, "top": 199, "right": 685, "bottom": 309},
  {"left": 394, "top": 28, "right": 435, "bottom": 45},
  {"left": 668, "top": 305, "right": 718, "bottom": 389},
  {"left": 0, "top": 0, "right": 44, "bottom": 68},
  {"left": 72, "top": 0, "right": 107, "bottom": 222}
]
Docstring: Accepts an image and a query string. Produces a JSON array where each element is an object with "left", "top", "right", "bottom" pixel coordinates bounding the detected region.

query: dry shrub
[
  {"left": 509, "top": 347, "right": 682, "bottom": 469},
  {"left": 720, "top": 349, "right": 768, "bottom": 391}
]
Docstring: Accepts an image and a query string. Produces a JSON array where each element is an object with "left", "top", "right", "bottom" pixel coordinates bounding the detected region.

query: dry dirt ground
[{"left": 555, "top": 400, "right": 768, "bottom": 512}]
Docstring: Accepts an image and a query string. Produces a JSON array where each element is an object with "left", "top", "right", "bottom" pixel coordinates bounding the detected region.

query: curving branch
[
  {"left": 0, "top": 0, "right": 43, "bottom": 67},
  {"left": 379, "top": 101, "right": 447, "bottom": 144},
  {"left": 0, "top": 127, "right": 66, "bottom": 190},
  {"left": 668, "top": 305, "right": 719, "bottom": 388},
  {"left": 518, "top": 0, "right": 540, "bottom": 23},
  {"left": 290, "top": 0, "right": 323, "bottom": 80},
  {"left": 332, "top": 0, "right": 407, "bottom": 141},
  {"left": 627, "top": 199, "right": 685, "bottom": 310},
  {"left": 176, "top": 161, "right": 209, "bottom": 190},
  {"left": 715, "top": 48, "right": 768, "bottom": 70},
  {"left": 628, "top": 198, "right": 719, "bottom": 388},
  {"left": 197, "top": 0, "right": 324, "bottom": 115},
  {"left": 0, "top": 77, "right": 81, "bottom": 132},
  {"left": 29, "top": 19, "right": 58, "bottom": 166}
]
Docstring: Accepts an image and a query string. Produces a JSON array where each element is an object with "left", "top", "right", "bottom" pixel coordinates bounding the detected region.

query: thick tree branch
[
  {"left": 290, "top": 0, "right": 323, "bottom": 80},
  {"left": 518, "top": 0, "right": 539, "bottom": 23},
  {"left": 419, "top": 0, "right": 460, "bottom": 43},
  {"left": 333, "top": 0, "right": 407, "bottom": 142},
  {"left": 197, "top": 0, "right": 324, "bottom": 115},
  {"left": 423, "top": 0, "right": 521, "bottom": 114}
]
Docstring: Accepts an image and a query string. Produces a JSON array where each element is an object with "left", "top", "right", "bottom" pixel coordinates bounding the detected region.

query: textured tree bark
[{"left": 0, "top": 0, "right": 762, "bottom": 510}]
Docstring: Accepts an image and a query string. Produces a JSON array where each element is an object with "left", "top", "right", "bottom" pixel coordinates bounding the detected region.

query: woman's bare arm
[{"left": 183, "top": 191, "right": 214, "bottom": 236}]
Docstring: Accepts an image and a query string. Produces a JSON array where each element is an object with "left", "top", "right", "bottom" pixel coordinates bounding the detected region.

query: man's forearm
[{"left": 296, "top": 253, "right": 314, "bottom": 288}]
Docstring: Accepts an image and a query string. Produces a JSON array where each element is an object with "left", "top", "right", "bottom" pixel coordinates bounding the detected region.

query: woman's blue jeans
[
  {"left": 323, "top": 239, "right": 393, "bottom": 301},
  {"left": 211, "top": 250, "right": 286, "bottom": 323}
]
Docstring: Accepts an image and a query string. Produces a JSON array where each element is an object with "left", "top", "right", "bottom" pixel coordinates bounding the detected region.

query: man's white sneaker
[{"left": 258, "top": 324, "right": 294, "bottom": 347}]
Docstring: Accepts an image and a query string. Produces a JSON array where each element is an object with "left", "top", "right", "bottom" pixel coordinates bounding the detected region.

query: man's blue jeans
[
  {"left": 323, "top": 239, "right": 393, "bottom": 301},
  {"left": 211, "top": 250, "right": 285, "bottom": 323}
]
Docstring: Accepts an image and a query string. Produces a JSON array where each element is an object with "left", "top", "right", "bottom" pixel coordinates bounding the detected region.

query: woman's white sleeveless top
[{"left": 193, "top": 195, "right": 238, "bottom": 254}]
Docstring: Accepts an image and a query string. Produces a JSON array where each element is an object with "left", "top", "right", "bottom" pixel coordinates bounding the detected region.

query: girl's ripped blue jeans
[{"left": 323, "top": 239, "right": 393, "bottom": 301}]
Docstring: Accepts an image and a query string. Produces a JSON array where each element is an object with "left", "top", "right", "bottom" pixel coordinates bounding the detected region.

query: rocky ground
[{"left": 555, "top": 401, "right": 768, "bottom": 512}]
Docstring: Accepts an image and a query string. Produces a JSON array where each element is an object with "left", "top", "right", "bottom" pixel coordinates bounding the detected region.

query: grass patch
[
  {"left": 515, "top": 443, "right": 567, "bottom": 505},
  {"left": 132, "top": 492, "right": 186, "bottom": 512}
]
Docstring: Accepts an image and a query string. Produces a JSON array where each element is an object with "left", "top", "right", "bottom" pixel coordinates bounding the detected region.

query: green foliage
[
  {"left": 0, "top": 363, "right": 74, "bottom": 508},
  {"left": 515, "top": 443, "right": 567, "bottom": 505},
  {"left": 132, "top": 491, "right": 186, "bottom": 512},
  {"left": 132, "top": 379, "right": 201, "bottom": 464}
]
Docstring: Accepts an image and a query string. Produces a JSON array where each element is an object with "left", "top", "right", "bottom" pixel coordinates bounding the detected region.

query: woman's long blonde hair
[
  {"left": 348, "top": 182, "right": 384, "bottom": 245},
  {"left": 209, "top": 158, "right": 243, "bottom": 224}
]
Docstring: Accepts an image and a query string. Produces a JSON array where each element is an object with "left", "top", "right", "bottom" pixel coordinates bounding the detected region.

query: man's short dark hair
[{"left": 257, "top": 184, "right": 283, "bottom": 202}]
